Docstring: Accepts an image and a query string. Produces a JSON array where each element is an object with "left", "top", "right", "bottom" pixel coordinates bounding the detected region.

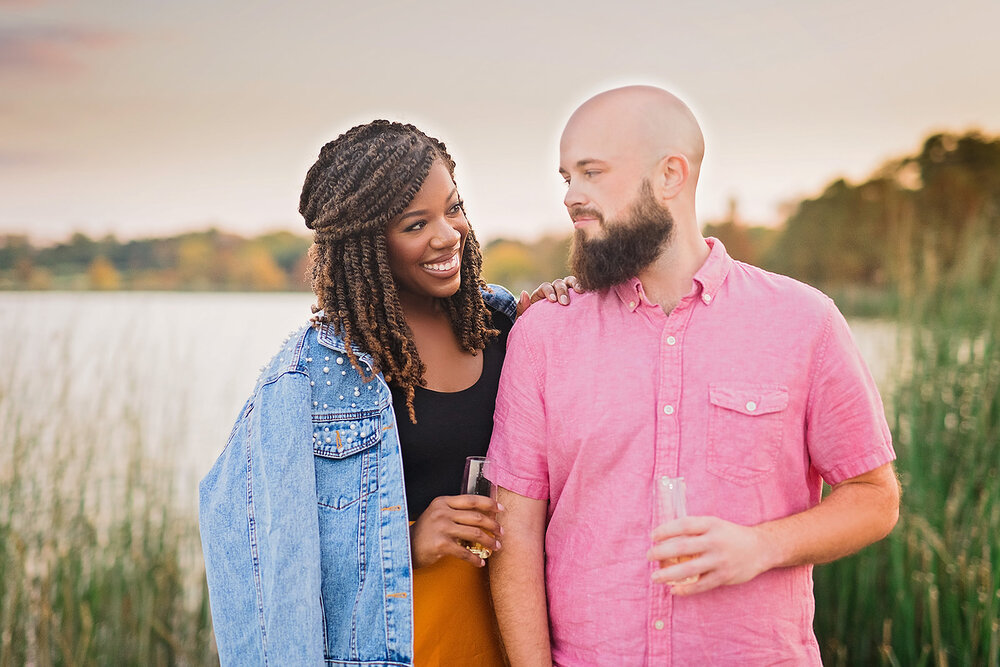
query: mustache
[{"left": 568, "top": 205, "right": 603, "bottom": 222}]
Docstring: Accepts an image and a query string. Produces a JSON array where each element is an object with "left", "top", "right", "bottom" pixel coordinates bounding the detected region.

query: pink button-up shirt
[{"left": 487, "top": 238, "right": 895, "bottom": 666}]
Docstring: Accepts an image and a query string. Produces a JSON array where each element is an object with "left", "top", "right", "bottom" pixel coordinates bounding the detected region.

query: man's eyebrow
[
  {"left": 397, "top": 187, "right": 459, "bottom": 220},
  {"left": 559, "top": 159, "right": 606, "bottom": 174}
]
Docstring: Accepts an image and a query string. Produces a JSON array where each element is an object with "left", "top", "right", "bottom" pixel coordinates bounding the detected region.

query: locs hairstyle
[{"left": 300, "top": 120, "right": 497, "bottom": 422}]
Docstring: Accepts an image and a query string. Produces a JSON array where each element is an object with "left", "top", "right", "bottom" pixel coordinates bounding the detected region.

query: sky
[{"left": 2, "top": 0, "right": 999, "bottom": 244}]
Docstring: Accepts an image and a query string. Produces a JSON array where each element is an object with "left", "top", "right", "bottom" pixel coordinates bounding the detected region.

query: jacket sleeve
[
  {"left": 200, "top": 371, "right": 325, "bottom": 666},
  {"left": 483, "top": 283, "right": 518, "bottom": 323}
]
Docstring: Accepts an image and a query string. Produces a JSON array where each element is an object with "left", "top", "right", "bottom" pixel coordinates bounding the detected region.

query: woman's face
[{"left": 386, "top": 160, "right": 469, "bottom": 304}]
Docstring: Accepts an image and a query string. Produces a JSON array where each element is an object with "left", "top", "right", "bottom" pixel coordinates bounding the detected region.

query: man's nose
[{"left": 564, "top": 181, "right": 586, "bottom": 210}]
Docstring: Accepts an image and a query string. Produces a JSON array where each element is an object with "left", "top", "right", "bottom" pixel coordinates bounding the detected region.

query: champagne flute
[
  {"left": 461, "top": 456, "right": 496, "bottom": 559},
  {"left": 656, "top": 476, "right": 699, "bottom": 585}
]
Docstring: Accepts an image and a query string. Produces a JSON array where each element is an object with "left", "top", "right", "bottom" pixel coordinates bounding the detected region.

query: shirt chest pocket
[
  {"left": 313, "top": 411, "right": 383, "bottom": 510},
  {"left": 707, "top": 383, "right": 789, "bottom": 486}
]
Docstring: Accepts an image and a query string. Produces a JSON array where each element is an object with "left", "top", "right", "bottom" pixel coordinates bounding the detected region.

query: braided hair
[{"left": 300, "top": 120, "right": 497, "bottom": 422}]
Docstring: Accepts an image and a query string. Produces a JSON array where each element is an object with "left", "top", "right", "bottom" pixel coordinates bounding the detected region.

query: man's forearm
[
  {"left": 757, "top": 462, "right": 900, "bottom": 570},
  {"left": 653, "top": 462, "right": 901, "bottom": 594},
  {"left": 489, "top": 488, "right": 552, "bottom": 667}
]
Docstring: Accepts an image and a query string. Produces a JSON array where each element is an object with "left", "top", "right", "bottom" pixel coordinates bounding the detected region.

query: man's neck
[{"left": 636, "top": 234, "right": 711, "bottom": 314}]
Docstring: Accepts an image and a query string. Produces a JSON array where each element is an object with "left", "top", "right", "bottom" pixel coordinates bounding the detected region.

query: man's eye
[{"left": 584, "top": 170, "right": 600, "bottom": 178}]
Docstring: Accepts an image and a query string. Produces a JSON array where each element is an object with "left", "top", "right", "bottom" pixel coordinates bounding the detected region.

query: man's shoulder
[
  {"left": 729, "top": 260, "right": 835, "bottom": 317},
  {"left": 513, "top": 288, "right": 606, "bottom": 332}
]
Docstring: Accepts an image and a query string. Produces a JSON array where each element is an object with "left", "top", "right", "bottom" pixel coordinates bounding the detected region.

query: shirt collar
[
  {"left": 611, "top": 236, "right": 733, "bottom": 312},
  {"left": 692, "top": 237, "right": 732, "bottom": 307},
  {"left": 612, "top": 278, "right": 645, "bottom": 312}
]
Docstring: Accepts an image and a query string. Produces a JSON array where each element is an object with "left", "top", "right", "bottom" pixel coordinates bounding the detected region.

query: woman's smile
[
  {"left": 387, "top": 160, "right": 469, "bottom": 304},
  {"left": 421, "top": 251, "right": 460, "bottom": 274}
]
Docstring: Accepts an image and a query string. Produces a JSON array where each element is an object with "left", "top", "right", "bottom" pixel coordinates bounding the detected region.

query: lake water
[{"left": 0, "top": 292, "right": 899, "bottom": 514}]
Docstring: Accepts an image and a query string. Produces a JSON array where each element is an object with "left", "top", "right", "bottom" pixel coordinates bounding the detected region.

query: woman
[{"left": 199, "top": 120, "right": 576, "bottom": 666}]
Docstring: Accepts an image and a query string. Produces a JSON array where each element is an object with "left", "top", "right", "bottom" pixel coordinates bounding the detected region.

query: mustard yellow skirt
[{"left": 412, "top": 555, "right": 506, "bottom": 666}]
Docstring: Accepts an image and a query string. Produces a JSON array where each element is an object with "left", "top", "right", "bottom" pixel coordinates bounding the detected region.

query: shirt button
[
  {"left": 702, "top": 293, "right": 713, "bottom": 304},
  {"left": 629, "top": 301, "right": 636, "bottom": 309},
  {"left": 663, "top": 405, "right": 674, "bottom": 415},
  {"left": 653, "top": 619, "right": 665, "bottom": 630},
  {"left": 746, "top": 401, "right": 757, "bottom": 412},
  {"left": 666, "top": 336, "right": 676, "bottom": 346}
]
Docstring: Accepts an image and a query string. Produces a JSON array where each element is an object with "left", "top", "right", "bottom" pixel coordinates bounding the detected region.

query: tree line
[
  {"left": 0, "top": 229, "right": 312, "bottom": 291},
  {"left": 3, "top": 130, "right": 998, "bottom": 305}
]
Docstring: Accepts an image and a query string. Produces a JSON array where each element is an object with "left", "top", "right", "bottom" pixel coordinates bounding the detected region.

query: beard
[{"left": 569, "top": 180, "right": 674, "bottom": 291}]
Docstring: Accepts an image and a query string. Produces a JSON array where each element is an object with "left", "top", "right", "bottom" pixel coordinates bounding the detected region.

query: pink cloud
[{"left": 0, "top": 25, "right": 126, "bottom": 77}]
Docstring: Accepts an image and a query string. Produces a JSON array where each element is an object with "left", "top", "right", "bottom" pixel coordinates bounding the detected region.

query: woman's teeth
[{"left": 422, "top": 255, "right": 459, "bottom": 272}]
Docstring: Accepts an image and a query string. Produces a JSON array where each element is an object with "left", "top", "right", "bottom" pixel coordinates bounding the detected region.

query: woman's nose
[{"left": 430, "top": 218, "right": 462, "bottom": 248}]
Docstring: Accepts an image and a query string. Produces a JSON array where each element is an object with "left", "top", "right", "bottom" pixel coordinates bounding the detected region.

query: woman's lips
[{"left": 421, "top": 253, "right": 460, "bottom": 272}]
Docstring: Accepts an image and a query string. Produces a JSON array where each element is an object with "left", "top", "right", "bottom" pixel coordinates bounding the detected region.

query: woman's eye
[{"left": 405, "top": 220, "right": 426, "bottom": 232}]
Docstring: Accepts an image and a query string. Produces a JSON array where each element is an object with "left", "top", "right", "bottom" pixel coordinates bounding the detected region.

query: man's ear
[{"left": 653, "top": 154, "right": 690, "bottom": 202}]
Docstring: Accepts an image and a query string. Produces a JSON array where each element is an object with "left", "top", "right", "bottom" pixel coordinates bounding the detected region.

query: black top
[{"left": 390, "top": 308, "right": 513, "bottom": 519}]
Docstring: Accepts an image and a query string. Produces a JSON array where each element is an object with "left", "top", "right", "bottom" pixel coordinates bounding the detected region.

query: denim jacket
[{"left": 199, "top": 285, "right": 516, "bottom": 666}]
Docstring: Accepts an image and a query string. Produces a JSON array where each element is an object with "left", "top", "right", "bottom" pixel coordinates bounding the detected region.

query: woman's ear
[{"left": 653, "top": 154, "right": 690, "bottom": 202}]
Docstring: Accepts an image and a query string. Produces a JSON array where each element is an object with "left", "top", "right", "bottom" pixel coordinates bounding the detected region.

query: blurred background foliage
[{"left": 4, "top": 130, "right": 999, "bottom": 315}]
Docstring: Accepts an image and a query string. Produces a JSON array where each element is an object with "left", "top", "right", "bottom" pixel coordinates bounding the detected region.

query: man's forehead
[{"left": 560, "top": 122, "right": 640, "bottom": 166}]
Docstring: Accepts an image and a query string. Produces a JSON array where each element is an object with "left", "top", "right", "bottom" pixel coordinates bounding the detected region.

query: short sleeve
[
  {"left": 806, "top": 303, "right": 896, "bottom": 485},
  {"left": 486, "top": 319, "right": 550, "bottom": 499}
]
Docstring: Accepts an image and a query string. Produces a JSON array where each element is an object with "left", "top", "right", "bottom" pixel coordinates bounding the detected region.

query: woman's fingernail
[
  {"left": 495, "top": 540, "right": 502, "bottom": 550},
  {"left": 497, "top": 503, "right": 506, "bottom": 512},
  {"left": 548, "top": 293, "right": 557, "bottom": 301},
  {"left": 560, "top": 295, "right": 569, "bottom": 304}
]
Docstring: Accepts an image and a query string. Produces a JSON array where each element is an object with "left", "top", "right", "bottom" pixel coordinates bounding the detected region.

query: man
[{"left": 486, "top": 85, "right": 900, "bottom": 666}]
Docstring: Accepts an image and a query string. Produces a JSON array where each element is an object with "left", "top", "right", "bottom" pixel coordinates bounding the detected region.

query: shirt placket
[{"left": 646, "top": 301, "right": 688, "bottom": 667}]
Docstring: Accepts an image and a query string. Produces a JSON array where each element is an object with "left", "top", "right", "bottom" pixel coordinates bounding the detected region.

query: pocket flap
[
  {"left": 709, "top": 384, "right": 788, "bottom": 416},
  {"left": 313, "top": 410, "right": 382, "bottom": 459}
]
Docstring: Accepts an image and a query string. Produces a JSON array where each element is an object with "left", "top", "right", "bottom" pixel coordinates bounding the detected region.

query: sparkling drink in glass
[
  {"left": 656, "top": 475, "right": 699, "bottom": 584},
  {"left": 461, "top": 456, "right": 496, "bottom": 559}
]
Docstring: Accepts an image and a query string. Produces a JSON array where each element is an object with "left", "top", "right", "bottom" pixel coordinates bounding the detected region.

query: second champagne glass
[
  {"left": 461, "top": 456, "right": 497, "bottom": 559},
  {"left": 656, "top": 475, "right": 699, "bottom": 585}
]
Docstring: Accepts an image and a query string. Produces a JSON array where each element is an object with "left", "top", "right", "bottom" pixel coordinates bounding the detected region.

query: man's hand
[
  {"left": 647, "top": 516, "right": 771, "bottom": 595},
  {"left": 647, "top": 463, "right": 899, "bottom": 595}
]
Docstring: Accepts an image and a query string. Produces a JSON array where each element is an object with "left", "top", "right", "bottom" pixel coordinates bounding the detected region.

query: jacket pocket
[
  {"left": 707, "top": 383, "right": 788, "bottom": 486},
  {"left": 313, "top": 410, "right": 382, "bottom": 510}
]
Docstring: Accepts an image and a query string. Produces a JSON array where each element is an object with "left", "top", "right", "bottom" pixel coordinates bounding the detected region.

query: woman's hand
[
  {"left": 516, "top": 276, "right": 584, "bottom": 317},
  {"left": 410, "top": 494, "right": 503, "bottom": 568}
]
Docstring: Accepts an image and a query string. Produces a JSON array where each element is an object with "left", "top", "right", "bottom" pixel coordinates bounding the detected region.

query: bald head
[{"left": 561, "top": 85, "right": 705, "bottom": 179}]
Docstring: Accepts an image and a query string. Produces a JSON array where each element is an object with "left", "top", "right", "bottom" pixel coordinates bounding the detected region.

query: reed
[
  {"left": 814, "top": 224, "right": 1000, "bottom": 665},
  {"left": 0, "top": 354, "right": 215, "bottom": 666}
]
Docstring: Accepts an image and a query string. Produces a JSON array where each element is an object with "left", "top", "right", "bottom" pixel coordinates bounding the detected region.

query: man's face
[
  {"left": 569, "top": 178, "right": 674, "bottom": 290},
  {"left": 560, "top": 113, "right": 672, "bottom": 289},
  {"left": 559, "top": 102, "right": 659, "bottom": 239}
]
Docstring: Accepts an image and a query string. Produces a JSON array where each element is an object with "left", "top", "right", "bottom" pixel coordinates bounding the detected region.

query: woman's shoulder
[{"left": 481, "top": 284, "right": 516, "bottom": 323}]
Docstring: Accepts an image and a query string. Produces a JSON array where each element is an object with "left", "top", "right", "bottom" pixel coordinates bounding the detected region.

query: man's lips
[{"left": 570, "top": 207, "right": 601, "bottom": 228}]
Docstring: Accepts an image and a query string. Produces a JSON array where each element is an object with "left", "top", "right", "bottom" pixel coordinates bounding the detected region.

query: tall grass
[
  {"left": 814, "top": 230, "right": 1000, "bottom": 665},
  {"left": 0, "top": 350, "right": 215, "bottom": 665}
]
